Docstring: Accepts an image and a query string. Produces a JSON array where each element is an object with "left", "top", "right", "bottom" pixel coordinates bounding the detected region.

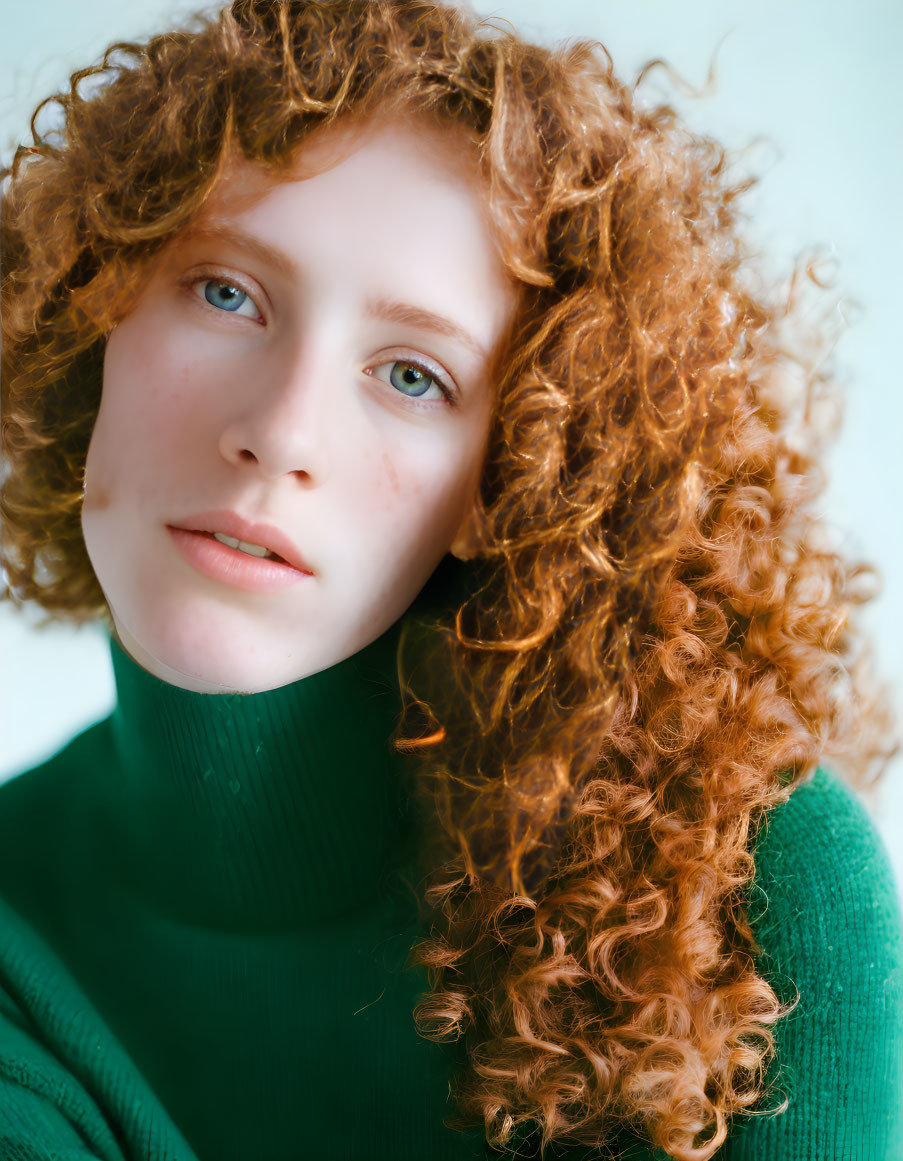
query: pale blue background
[{"left": 1, "top": 1, "right": 901, "bottom": 891}]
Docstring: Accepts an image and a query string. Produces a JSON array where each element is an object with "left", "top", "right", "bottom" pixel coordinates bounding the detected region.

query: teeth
[{"left": 212, "top": 532, "right": 278, "bottom": 560}]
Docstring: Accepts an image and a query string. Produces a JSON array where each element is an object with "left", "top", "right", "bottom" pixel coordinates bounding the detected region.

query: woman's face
[{"left": 81, "top": 117, "right": 516, "bottom": 693}]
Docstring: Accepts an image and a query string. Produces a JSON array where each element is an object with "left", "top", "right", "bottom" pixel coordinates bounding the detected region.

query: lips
[{"left": 167, "top": 509, "right": 314, "bottom": 575}]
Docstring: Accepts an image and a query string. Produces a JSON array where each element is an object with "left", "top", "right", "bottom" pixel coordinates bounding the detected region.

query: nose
[{"left": 217, "top": 338, "right": 332, "bottom": 485}]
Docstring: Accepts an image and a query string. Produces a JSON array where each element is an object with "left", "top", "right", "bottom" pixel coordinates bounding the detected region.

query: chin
[{"left": 109, "top": 606, "right": 300, "bottom": 694}]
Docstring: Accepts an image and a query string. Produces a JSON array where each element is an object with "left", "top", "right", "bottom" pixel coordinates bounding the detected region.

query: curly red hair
[{"left": 1, "top": 2, "right": 896, "bottom": 1158}]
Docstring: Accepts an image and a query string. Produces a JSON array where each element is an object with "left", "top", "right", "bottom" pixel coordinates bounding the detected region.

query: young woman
[{"left": 1, "top": 2, "right": 900, "bottom": 1159}]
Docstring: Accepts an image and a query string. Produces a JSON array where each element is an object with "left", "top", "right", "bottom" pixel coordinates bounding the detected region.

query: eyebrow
[
  {"left": 364, "top": 297, "right": 488, "bottom": 362},
  {"left": 181, "top": 222, "right": 489, "bottom": 362},
  {"left": 182, "top": 223, "right": 296, "bottom": 281}
]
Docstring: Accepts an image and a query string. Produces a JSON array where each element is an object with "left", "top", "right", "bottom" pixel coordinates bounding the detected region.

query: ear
[{"left": 449, "top": 503, "right": 483, "bottom": 561}]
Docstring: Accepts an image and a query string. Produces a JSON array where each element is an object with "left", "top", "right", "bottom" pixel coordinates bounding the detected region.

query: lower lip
[{"left": 166, "top": 527, "right": 312, "bottom": 593}]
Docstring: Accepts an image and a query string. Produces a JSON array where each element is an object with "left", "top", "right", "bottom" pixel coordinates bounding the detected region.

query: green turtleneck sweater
[{"left": 0, "top": 586, "right": 901, "bottom": 1159}]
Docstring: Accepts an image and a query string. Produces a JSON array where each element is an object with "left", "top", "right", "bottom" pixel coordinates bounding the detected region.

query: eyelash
[{"left": 185, "top": 270, "right": 459, "bottom": 408}]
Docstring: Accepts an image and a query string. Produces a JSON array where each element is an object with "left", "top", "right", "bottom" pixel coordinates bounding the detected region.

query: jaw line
[{"left": 107, "top": 605, "right": 248, "bottom": 696}]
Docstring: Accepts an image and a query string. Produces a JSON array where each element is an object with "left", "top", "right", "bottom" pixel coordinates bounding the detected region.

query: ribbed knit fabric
[{"left": 0, "top": 563, "right": 900, "bottom": 1159}]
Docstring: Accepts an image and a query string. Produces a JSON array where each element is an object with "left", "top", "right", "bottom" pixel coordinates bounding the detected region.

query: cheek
[
  {"left": 94, "top": 326, "right": 212, "bottom": 466},
  {"left": 340, "top": 448, "right": 403, "bottom": 538},
  {"left": 372, "top": 434, "right": 482, "bottom": 545},
  {"left": 381, "top": 450, "right": 400, "bottom": 497}
]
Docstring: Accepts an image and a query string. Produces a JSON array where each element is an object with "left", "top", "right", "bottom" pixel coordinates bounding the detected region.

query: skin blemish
[{"left": 82, "top": 483, "right": 112, "bottom": 512}]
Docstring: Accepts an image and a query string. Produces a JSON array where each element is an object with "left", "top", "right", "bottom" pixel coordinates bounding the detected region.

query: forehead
[{"left": 197, "top": 114, "right": 486, "bottom": 225}]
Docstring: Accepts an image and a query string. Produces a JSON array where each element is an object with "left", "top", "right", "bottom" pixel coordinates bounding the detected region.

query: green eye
[
  {"left": 390, "top": 362, "right": 437, "bottom": 397},
  {"left": 370, "top": 359, "right": 454, "bottom": 405}
]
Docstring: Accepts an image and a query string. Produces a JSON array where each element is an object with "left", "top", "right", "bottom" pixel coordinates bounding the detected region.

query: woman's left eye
[
  {"left": 192, "top": 278, "right": 260, "bottom": 319},
  {"left": 369, "top": 360, "right": 453, "bottom": 404}
]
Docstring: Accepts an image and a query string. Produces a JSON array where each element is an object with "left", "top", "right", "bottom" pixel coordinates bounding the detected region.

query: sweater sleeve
[
  {"left": 0, "top": 978, "right": 123, "bottom": 1160},
  {"left": 0, "top": 896, "right": 200, "bottom": 1161},
  {"left": 717, "top": 766, "right": 903, "bottom": 1160}
]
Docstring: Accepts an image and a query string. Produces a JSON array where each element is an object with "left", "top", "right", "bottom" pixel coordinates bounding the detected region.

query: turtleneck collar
[
  {"left": 96, "top": 552, "right": 484, "bottom": 934},
  {"left": 101, "top": 608, "right": 413, "bottom": 932}
]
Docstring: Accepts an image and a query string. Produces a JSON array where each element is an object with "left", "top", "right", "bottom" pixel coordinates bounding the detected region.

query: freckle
[{"left": 382, "top": 451, "right": 399, "bottom": 494}]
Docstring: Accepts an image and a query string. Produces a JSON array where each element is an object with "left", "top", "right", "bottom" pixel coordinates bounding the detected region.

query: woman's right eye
[{"left": 191, "top": 278, "right": 261, "bottom": 320}]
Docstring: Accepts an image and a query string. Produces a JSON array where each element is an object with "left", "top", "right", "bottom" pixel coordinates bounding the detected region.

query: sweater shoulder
[
  {"left": 0, "top": 716, "right": 116, "bottom": 931},
  {"left": 0, "top": 713, "right": 114, "bottom": 801},
  {"left": 0, "top": 715, "right": 113, "bottom": 856},
  {"left": 749, "top": 764, "right": 902, "bottom": 969},
  {"left": 720, "top": 765, "right": 903, "bottom": 1159},
  {"left": 755, "top": 762, "right": 893, "bottom": 873}
]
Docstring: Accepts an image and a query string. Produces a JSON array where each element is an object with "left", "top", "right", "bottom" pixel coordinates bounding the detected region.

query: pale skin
[{"left": 81, "top": 116, "right": 518, "bottom": 694}]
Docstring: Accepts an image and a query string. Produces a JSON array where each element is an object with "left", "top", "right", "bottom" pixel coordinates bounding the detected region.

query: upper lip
[{"left": 167, "top": 509, "right": 315, "bottom": 574}]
